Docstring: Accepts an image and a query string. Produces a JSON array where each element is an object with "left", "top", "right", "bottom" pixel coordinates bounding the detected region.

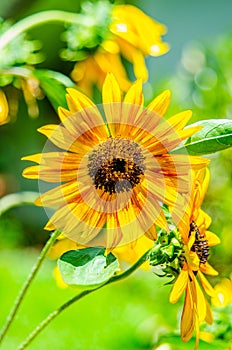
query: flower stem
[
  {"left": 17, "top": 249, "right": 151, "bottom": 349},
  {"left": 0, "top": 191, "right": 39, "bottom": 216},
  {"left": 0, "top": 10, "right": 80, "bottom": 51},
  {"left": 0, "top": 230, "right": 61, "bottom": 344}
]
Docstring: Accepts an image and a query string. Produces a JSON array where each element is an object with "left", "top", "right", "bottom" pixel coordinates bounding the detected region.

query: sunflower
[
  {"left": 0, "top": 89, "right": 9, "bottom": 125},
  {"left": 23, "top": 73, "right": 208, "bottom": 249},
  {"left": 169, "top": 168, "right": 220, "bottom": 348},
  {"left": 66, "top": 1, "right": 169, "bottom": 96}
]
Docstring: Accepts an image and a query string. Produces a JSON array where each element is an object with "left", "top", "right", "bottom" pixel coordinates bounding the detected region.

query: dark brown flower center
[
  {"left": 88, "top": 138, "right": 145, "bottom": 194},
  {"left": 189, "top": 220, "right": 209, "bottom": 265}
]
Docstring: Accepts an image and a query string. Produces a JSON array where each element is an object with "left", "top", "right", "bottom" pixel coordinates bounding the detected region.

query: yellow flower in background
[
  {"left": 211, "top": 274, "right": 232, "bottom": 307},
  {"left": 68, "top": 1, "right": 169, "bottom": 96},
  {"left": 0, "top": 89, "right": 9, "bottom": 125},
  {"left": 169, "top": 169, "right": 220, "bottom": 348},
  {"left": 23, "top": 73, "right": 208, "bottom": 249}
]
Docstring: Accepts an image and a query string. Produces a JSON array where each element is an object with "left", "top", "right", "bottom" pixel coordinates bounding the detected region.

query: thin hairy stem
[
  {"left": 17, "top": 249, "right": 151, "bottom": 349},
  {"left": 0, "top": 230, "right": 61, "bottom": 344}
]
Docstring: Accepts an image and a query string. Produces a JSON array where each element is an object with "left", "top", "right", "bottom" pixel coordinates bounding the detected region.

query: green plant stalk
[
  {"left": 17, "top": 249, "right": 151, "bottom": 349},
  {"left": 0, "top": 191, "right": 39, "bottom": 216},
  {"left": 0, "top": 10, "right": 80, "bottom": 51},
  {"left": 0, "top": 230, "right": 61, "bottom": 344}
]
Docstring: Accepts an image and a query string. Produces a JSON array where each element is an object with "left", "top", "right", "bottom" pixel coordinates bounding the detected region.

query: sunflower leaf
[
  {"left": 173, "top": 119, "right": 232, "bottom": 155},
  {"left": 58, "top": 247, "right": 119, "bottom": 288},
  {"left": 33, "top": 69, "right": 75, "bottom": 111}
]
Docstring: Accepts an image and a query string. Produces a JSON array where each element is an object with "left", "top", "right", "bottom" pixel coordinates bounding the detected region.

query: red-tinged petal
[
  {"left": 181, "top": 283, "right": 195, "bottom": 342},
  {"left": 147, "top": 90, "right": 170, "bottom": 116},
  {"left": 167, "top": 110, "right": 192, "bottom": 130}
]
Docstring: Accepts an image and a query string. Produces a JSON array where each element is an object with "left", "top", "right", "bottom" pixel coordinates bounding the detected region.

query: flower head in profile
[
  {"left": 62, "top": 1, "right": 169, "bottom": 96},
  {"left": 169, "top": 168, "right": 220, "bottom": 348},
  {"left": 23, "top": 73, "right": 208, "bottom": 249}
]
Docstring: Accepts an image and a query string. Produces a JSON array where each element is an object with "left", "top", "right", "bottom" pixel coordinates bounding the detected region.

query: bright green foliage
[
  {"left": 34, "top": 69, "right": 75, "bottom": 110},
  {"left": 58, "top": 247, "right": 119, "bottom": 288},
  {"left": 60, "top": 1, "right": 113, "bottom": 61},
  {"left": 174, "top": 119, "right": 232, "bottom": 155},
  {"left": 0, "top": 19, "right": 43, "bottom": 86}
]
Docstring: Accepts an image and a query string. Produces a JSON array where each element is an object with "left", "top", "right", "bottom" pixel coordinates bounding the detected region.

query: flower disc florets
[{"left": 88, "top": 138, "right": 145, "bottom": 194}]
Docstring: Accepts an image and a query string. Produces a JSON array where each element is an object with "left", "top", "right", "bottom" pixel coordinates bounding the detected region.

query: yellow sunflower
[
  {"left": 0, "top": 89, "right": 9, "bottom": 125},
  {"left": 70, "top": 2, "right": 169, "bottom": 96},
  {"left": 23, "top": 73, "right": 208, "bottom": 249},
  {"left": 169, "top": 168, "right": 220, "bottom": 348}
]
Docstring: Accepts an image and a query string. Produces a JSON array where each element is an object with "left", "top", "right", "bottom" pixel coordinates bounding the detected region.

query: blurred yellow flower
[
  {"left": 211, "top": 274, "right": 232, "bottom": 307},
  {"left": 0, "top": 89, "right": 9, "bottom": 125},
  {"left": 70, "top": 3, "right": 169, "bottom": 96},
  {"left": 169, "top": 169, "right": 220, "bottom": 348},
  {"left": 23, "top": 73, "right": 207, "bottom": 249}
]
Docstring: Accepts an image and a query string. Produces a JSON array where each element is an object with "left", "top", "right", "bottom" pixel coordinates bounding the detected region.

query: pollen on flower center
[
  {"left": 189, "top": 220, "right": 209, "bottom": 265},
  {"left": 88, "top": 138, "right": 145, "bottom": 194}
]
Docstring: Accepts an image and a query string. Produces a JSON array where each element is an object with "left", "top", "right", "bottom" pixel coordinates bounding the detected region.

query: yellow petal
[
  {"left": 66, "top": 87, "right": 95, "bottom": 112},
  {"left": 22, "top": 153, "right": 42, "bottom": 164},
  {"left": 102, "top": 72, "right": 121, "bottom": 104},
  {"left": 198, "top": 271, "right": 216, "bottom": 297},
  {"left": 0, "top": 89, "right": 9, "bottom": 125},
  {"left": 169, "top": 267, "right": 188, "bottom": 303},
  {"left": 200, "top": 262, "right": 218, "bottom": 276},
  {"left": 58, "top": 106, "right": 71, "bottom": 122},
  {"left": 191, "top": 272, "right": 206, "bottom": 322},
  {"left": 167, "top": 110, "right": 192, "bottom": 130},
  {"left": 204, "top": 298, "right": 213, "bottom": 325},
  {"left": 102, "top": 73, "right": 122, "bottom": 137},
  {"left": 179, "top": 125, "right": 203, "bottom": 140},
  {"left": 205, "top": 231, "right": 221, "bottom": 246},
  {"left": 123, "top": 79, "right": 143, "bottom": 106},
  {"left": 181, "top": 283, "right": 195, "bottom": 342},
  {"left": 147, "top": 90, "right": 170, "bottom": 116}
]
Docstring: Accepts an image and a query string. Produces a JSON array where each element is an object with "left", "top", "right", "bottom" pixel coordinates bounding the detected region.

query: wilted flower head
[{"left": 62, "top": 1, "right": 169, "bottom": 96}]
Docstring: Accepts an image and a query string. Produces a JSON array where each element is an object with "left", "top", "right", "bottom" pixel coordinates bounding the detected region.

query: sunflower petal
[
  {"left": 206, "top": 231, "right": 221, "bottom": 246},
  {"left": 198, "top": 271, "right": 216, "bottom": 297},
  {"left": 169, "top": 267, "right": 188, "bottom": 303},
  {"left": 181, "top": 283, "right": 195, "bottom": 342},
  {"left": 200, "top": 262, "right": 218, "bottom": 276},
  {"left": 147, "top": 90, "right": 170, "bottom": 116}
]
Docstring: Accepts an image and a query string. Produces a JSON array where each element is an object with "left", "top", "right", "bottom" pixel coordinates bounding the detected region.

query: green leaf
[
  {"left": 173, "top": 119, "right": 232, "bottom": 155},
  {"left": 58, "top": 247, "right": 119, "bottom": 288},
  {"left": 34, "top": 69, "right": 75, "bottom": 111}
]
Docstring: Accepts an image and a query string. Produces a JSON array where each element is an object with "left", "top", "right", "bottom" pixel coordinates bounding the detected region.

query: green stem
[
  {"left": 0, "top": 191, "right": 39, "bottom": 216},
  {"left": 17, "top": 249, "right": 151, "bottom": 349},
  {"left": 0, "top": 230, "right": 61, "bottom": 344},
  {"left": 0, "top": 10, "right": 80, "bottom": 51}
]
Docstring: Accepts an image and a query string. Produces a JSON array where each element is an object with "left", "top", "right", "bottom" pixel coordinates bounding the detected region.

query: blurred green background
[{"left": 0, "top": 0, "right": 232, "bottom": 349}]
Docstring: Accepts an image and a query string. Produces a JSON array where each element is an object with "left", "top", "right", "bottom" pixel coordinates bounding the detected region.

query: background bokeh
[{"left": 0, "top": 1, "right": 232, "bottom": 349}]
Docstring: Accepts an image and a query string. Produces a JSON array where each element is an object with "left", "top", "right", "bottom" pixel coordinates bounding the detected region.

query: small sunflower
[
  {"left": 23, "top": 73, "right": 208, "bottom": 248},
  {"left": 63, "top": 1, "right": 169, "bottom": 96},
  {"left": 169, "top": 168, "right": 220, "bottom": 347},
  {"left": 0, "top": 89, "right": 9, "bottom": 125}
]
